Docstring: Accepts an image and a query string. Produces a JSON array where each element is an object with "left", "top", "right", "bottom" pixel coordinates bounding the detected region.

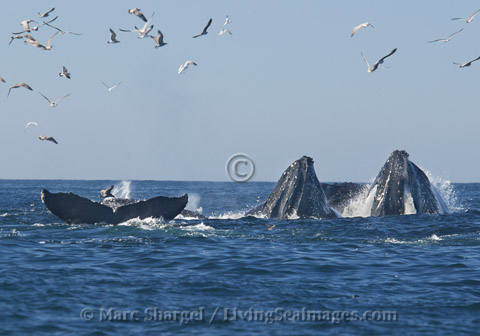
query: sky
[{"left": 1, "top": 1, "right": 479, "bottom": 182}]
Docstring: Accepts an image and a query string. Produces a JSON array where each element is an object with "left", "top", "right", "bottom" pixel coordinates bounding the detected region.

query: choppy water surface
[{"left": 1, "top": 180, "right": 479, "bottom": 335}]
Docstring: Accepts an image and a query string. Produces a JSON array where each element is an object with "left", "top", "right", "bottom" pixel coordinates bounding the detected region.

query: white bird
[
  {"left": 428, "top": 29, "right": 464, "bottom": 43},
  {"left": 453, "top": 56, "right": 480, "bottom": 68},
  {"left": 178, "top": 60, "right": 197, "bottom": 74},
  {"left": 219, "top": 29, "right": 232, "bottom": 36},
  {"left": 106, "top": 28, "right": 120, "bottom": 44},
  {"left": 8, "top": 83, "right": 33, "bottom": 97},
  {"left": 361, "top": 48, "right": 397, "bottom": 73},
  {"left": 44, "top": 21, "right": 82, "bottom": 35},
  {"left": 38, "top": 92, "right": 71, "bottom": 107},
  {"left": 19, "top": 19, "right": 37, "bottom": 33},
  {"left": 24, "top": 121, "right": 39, "bottom": 131},
  {"left": 120, "top": 13, "right": 154, "bottom": 38},
  {"left": 224, "top": 15, "right": 232, "bottom": 26},
  {"left": 9, "top": 33, "right": 29, "bottom": 45},
  {"left": 128, "top": 8, "right": 148, "bottom": 22},
  {"left": 59, "top": 66, "right": 71, "bottom": 79},
  {"left": 101, "top": 81, "right": 121, "bottom": 91},
  {"left": 452, "top": 9, "right": 480, "bottom": 23},
  {"left": 39, "top": 135, "right": 58, "bottom": 144},
  {"left": 193, "top": 18, "right": 212, "bottom": 38},
  {"left": 25, "top": 31, "right": 58, "bottom": 50},
  {"left": 31, "top": 16, "right": 58, "bottom": 32},
  {"left": 38, "top": 8, "right": 55, "bottom": 18},
  {"left": 351, "top": 22, "right": 374, "bottom": 37},
  {"left": 151, "top": 30, "right": 167, "bottom": 48}
]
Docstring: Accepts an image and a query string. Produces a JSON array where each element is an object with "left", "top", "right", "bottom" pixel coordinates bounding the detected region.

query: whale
[
  {"left": 253, "top": 156, "right": 338, "bottom": 219},
  {"left": 41, "top": 189, "right": 188, "bottom": 224},
  {"left": 366, "top": 150, "right": 448, "bottom": 216}
]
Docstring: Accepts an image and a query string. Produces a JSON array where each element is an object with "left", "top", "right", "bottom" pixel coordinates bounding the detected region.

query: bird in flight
[
  {"left": 120, "top": 12, "right": 154, "bottom": 38},
  {"left": 59, "top": 66, "right": 71, "bottom": 79},
  {"left": 38, "top": 92, "right": 71, "bottom": 107},
  {"left": 428, "top": 29, "right": 463, "bottom": 43},
  {"left": 192, "top": 18, "right": 212, "bottom": 38},
  {"left": 44, "top": 21, "right": 82, "bottom": 35},
  {"left": 453, "top": 56, "right": 480, "bottom": 68},
  {"left": 18, "top": 19, "right": 37, "bottom": 33},
  {"left": 219, "top": 29, "right": 232, "bottom": 36},
  {"left": 351, "top": 22, "right": 374, "bottom": 37},
  {"left": 38, "top": 8, "right": 55, "bottom": 18},
  {"left": 39, "top": 135, "right": 58, "bottom": 144},
  {"left": 31, "top": 16, "right": 58, "bottom": 32},
  {"left": 24, "top": 32, "right": 58, "bottom": 50},
  {"left": 128, "top": 8, "right": 148, "bottom": 22},
  {"left": 178, "top": 61, "right": 197, "bottom": 74},
  {"left": 151, "top": 30, "right": 167, "bottom": 48},
  {"left": 101, "top": 185, "right": 115, "bottom": 198},
  {"left": 106, "top": 29, "right": 120, "bottom": 44},
  {"left": 8, "top": 82, "right": 33, "bottom": 97},
  {"left": 451, "top": 9, "right": 480, "bottom": 23},
  {"left": 101, "top": 81, "right": 121, "bottom": 91},
  {"left": 24, "top": 121, "right": 39, "bottom": 131},
  {"left": 224, "top": 15, "right": 232, "bottom": 26},
  {"left": 361, "top": 48, "right": 397, "bottom": 73}
]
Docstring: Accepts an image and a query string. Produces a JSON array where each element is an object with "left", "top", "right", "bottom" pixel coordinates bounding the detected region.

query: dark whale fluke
[
  {"left": 367, "top": 150, "right": 447, "bottom": 216},
  {"left": 254, "top": 156, "right": 338, "bottom": 219}
]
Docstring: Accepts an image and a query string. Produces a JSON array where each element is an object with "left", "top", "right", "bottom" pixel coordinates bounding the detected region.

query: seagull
[
  {"left": 25, "top": 31, "right": 58, "bottom": 50},
  {"left": 9, "top": 33, "right": 29, "bottom": 45},
  {"left": 452, "top": 9, "right": 480, "bottom": 23},
  {"left": 361, "top": 48, "right": 397, "bottom": 73},
  {"left": 59, "top": 66, "right": 71, "bottom": 79},
  {"left": 106, "top": 29, "right": 120, "bottom": 44},
  {"left": 44, "top": 21, "right": 82, "bottom": 35},
  {"left": 351, "top": 22, "right": 374, "bottom": 37},
  {"left": 8, "top": 83, "right": 33, "bottom": 97},
  {"left": 19, "top": 19, "right": 37, "bottom": 33},
  {"left": 39, "top": 135, "right": 58, "bottom": 144},
  {"left": 38, "top": 8, "right": 55, "bottom": 18},
  {"left": 151, "top": 30, "right": 167, "bottom": 48},
  {"left": 192, "top": 18, "right": 212, "bottom": 38},
  {"left": 38, "top": 92, "right": 71, "bottom": 107},
  {"left": 219, "top": 29, "right": 232, "bottom": 36},
  {"left": 178, "top": 60, "right": 197, "bottom": 74},
  {"left": 101, "top": 81, "right": 121, "bottom": 91},
  {"left": 31, "top": 16, "right": 58, "bottom": 32},
  {"left": 120, "top": 13, "right": 154, "bottom": 38},
  {"left": 224, "top": 15, "right": 232, "bottom": 26},
  {"left": 428, "top": 29, "right": 464, "bottom": 43},
  {"left": 128, "top": 8, "right": 147, "bottom": 22},
  {"left": 0, "top": 76, "right": 5, "bottom": 83},
  {"left": 24, "top": 121, "right": 39, "bottom": 131},
  {"left": 266, "top": 224, "right": 276, "bottom": 231},
  {"left": 100, "top": 185, "right": 115, "bottom": 198},
  {"left": 453, "top": 56, "right": 480, "bottom": 68}
]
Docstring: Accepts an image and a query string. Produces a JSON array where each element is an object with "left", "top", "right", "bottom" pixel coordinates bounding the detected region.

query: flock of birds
[{"left": 2, "top": 7, "right": 234, "bottom": 145}]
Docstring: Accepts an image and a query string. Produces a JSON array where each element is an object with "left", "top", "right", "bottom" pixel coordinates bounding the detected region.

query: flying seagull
[
  {"left": 25, "top": 31, "right": 58, "bottom": 50},
  {"left": 106, "top": 28, "right": 120, "bottom": 44},
  {"left": 101, "top": 81, "right": 121, "bottom": 91},
  {"left": 8, "top": 83, "right": 33, "bottom": 97},
  {"left": 100, "top": 185, "right": 115, "bottom": 198},
  {"left": 39, "top": 135, "right": 58, "bottom": 144},
  {"left": 38, "top": 8, "right": 55, "bottom": 18},
  {"left": 38, "top": 92, "right": 71, "bottom": 107},
  {"left": 9, "top": 33, "right": 29, "bottom": 45},
  {"left": 428, "top": 29, "right": 464, "bottom": 43},
  {"left": 219, "top": 29, "right": 232, "bottom": 36},
  {"left": 192, "top": 18, "right": 212, "bottom": 38},
  {"left": 59, "top": 66, "right": 71, "bottom": 79},
  {"left": 178, "top": 60, "right": 197, "bottom": 74},
  {"left": 453, "top": 56, "right": 480, "bottom": 68},
  {"left": 128, "top": 8, "right": 147, "bottom": 22},
  {"left": 361, "top": 48, "right": 397, "bottom": 73},
  {"left": 44, "top": 21, "right": 82, "bottom": 35},
  {"left": 19, "top": 19, "right": 37, "bottom": 33},
  {"left": 24, "top": 121, "right": 39, "bottom": 131},
  {"left": 151, "top": 30, "right": 167, "bottom": 48},
  {"left": 224, "top": 15, "right": 232, "bottom": 26},
  {"left": 452, "top": 9, "right": 480, "bottom": 23},
  {"left": 351, "top": 22, "right": 374, "bottom": 37},
  {"left": 120, "top": 13, "right": 154, "bottom": 38}
]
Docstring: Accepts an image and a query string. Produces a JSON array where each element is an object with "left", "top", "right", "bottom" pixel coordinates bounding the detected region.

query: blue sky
[{"left": 1, "top": 1, "right": 479, "bottom": 182}]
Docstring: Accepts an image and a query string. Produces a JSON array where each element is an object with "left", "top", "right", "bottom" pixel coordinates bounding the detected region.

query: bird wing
[
  {"left": 137, "top": 12, "right": 147, "bottom": 22},
  {"left": 55, "top": 93, "right": 71, "bottom": 103},
  {"left": 46, "top": 31, "right": 58, "bottom": 46},
  {"left": 0, "top": 76, "right": 5, "bottom": 83},
  {"left": 41, "top": 8, "right": 55, "bottom": 17},
  {"left": 447, "top": 28, "right": 464, "bottom": 39},
  {"left": 119, "top": 28, "right": 132, "bottom": 32},
  {"left": 158, "top": 30, "right": 164, "bottom": 44},
  {"left": 428, "top": 38, "right": 445, "bottom": 43},
  {"left": 21, "top": 83, "right": 33, "bottom": 90},
  {"left": 48, "top": 137, "right": 58, "bottom": 144},
  {"left": 112, "top": 81, "right": 122, "bottom": 89},
  {"left": 44, "top": 22, "right": 62, "bottom": 32},
  {"left": 62, "top": 65, "right": 68, "bottom": 73},
  {"left": 202, "top": 18, "right": 213, "bottom": 34},
  {"left": 351, "top": 25, "right": 361, "bottom": 37},
  {"left": 451, "top": 17, "right": 465, "bottom": 21},
  {"left": 469, "top": 55, "right": 480, "bottom": 63},
  {"left": 101, "top": 81, "right": 111, "bottom": 89},
  {"left": 360, "top": 52, "right": 371, "bottom": 71},
  {"left": 38, "top": 92, "right": 52, "bottom": 104},
  {"left": 469, "top": 9, "right": 480, "bottom": 20},
  {"left": 25, "top": 121, "right": 39, "bottom": 130},
  {"left": 373, "top": 48, "right": 397, "bottom": 70}
]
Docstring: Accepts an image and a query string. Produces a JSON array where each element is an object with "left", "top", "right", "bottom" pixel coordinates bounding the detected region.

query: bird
[
  {"left": 31, "top": 16, "right": 58, "bottom": 32},
  {"left": 101, "top": 81, "right": 121, "bottom": 91},
  {"left": 178, "top": 61, "right": 197, "bottom": 74},
  {"left": 19, "top": 19, "right": 37, "bottom": 33},
  {"left": 351, "top": 22, "right": 374, "bottom": 37},
  {"left": 100, "top": 185, "right": 115, "bottom": 198},
  {"left": 151, "top": 30, "right": 167, "bottom": 48},
  {"left": 192, "top": 18, "right": 212, "bottom": 38},
  {"left": 38, "top": 92, "right": 71, "bottom": 107},
  {"left": 361, "top": 48, "right": 397, "bottom": 73},
  {"left": 224, "top": 15, "right": 232, "bottom": 26},
  {"left": 453, "top": 56, "right": 480, "bottom": 68},
  {"left": 428, "top": 29, "right": 463, "bottom": 43},
  {"left": 24, "top": 121, "right": 39, "bottom": 131},
  {"left": 266, "top": 224, "right": 276, "bottom": 231},
  {"left": 39, "top": 135, "right": 58, "bottom": 144},
  {"left": 0, "top": 76, "right": 5, "bottom": 83},
  {"left": 128, "top": 8, "right": 147, "bottom": 22},
  {"left": 7, "top": 83, "right": 33, "bottom": 97},
  {"left": 9, "top": 33, "right": 29, "bottom": 45},
  {"left": 120, "top": 14, "right": 154, "bottom": 39},
  {"left": 59, "top": 66, "right": 71, "bottom": 79},
  {"left": 451, "top": 9, "right": 480, "bottom": 23},
  {"left": 43, "top": 21, "right": 82, "bottom": 35},
  {"left": 219, "top": 29, "right": 232, "bottom": 36},
  {"left": 106, "top": 28, "right": 120, "bottom": 44},
  {"left": 25, "top": 31, "right": 58, "bottom": 50},
  {"left": 38, "top": 8, "right": 55, "bottom": 18}
]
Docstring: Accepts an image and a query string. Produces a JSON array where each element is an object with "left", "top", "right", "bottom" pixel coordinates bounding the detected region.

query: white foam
[
  {"left": 181, "top": 222, "right": 215, "bottom": 231},
  {"left": 424, "top": 170, "right": 456, "bottom": 213},
  {"left": 0, "top": 213, "right": 8, "bottom": 217},
  {"left": 429, "top": 234, "right": 442, "bottom": 241},
  {"left": 342, "top": 185, "right": 374, "bottom": 218},
  {"left": 114, "top": 181, "right": 132, "bottom": 199},
  {"left": 119, "top": 216, "right": 168, "bottom": 230},
  {"left": 185, "top": 193, "right": 203, "bottom": 213},
  {"left": 403, "top": 184, "right": 417, "bottom": 215},
  {"left": 209, "top": 211, "right": 246, "bottom": 220}
]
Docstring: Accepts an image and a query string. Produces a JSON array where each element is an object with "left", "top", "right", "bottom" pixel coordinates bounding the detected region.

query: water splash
[
  {"left": 424, "top": 170, "right": 460, "bottom": 212},
  {"left": 341, "top": 185, "right": 374, "bottom": 218},
  {"left": 114, "top": 181, "right": 131, "bottom": 199},
  {"left": 185, "top": 193, "right": 203, "bottom": 213}
]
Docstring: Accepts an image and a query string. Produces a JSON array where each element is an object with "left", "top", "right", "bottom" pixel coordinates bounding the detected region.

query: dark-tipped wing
[
  {"left": 48, "top": 137, "right": 58, "bottom": 144},
  {"left": 372, "top": 48, "right": 397, "bottom": 71},
  {"left": 202, "top": 18, "right": 212, "bottom": 34}
]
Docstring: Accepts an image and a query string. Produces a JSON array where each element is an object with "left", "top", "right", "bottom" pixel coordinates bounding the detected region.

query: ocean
[{"left": 1, "top": 180, "right": 479, "bottom": 335}]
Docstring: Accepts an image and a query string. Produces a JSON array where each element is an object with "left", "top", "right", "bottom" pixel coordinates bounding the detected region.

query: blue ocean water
[{"left": 1, "top": 180, "right": 479, "bottom": 335}]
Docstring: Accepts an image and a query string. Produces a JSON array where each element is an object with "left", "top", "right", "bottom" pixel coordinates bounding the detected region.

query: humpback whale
[
  {"left": 254, "top": 156, "right": 338, "bottom": 219},
  {"left": 41, "top": 189, "right": 188, "bottom": 224},
  {"left": 366, "top": 150, "right": 448, "bottom": 216}
]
